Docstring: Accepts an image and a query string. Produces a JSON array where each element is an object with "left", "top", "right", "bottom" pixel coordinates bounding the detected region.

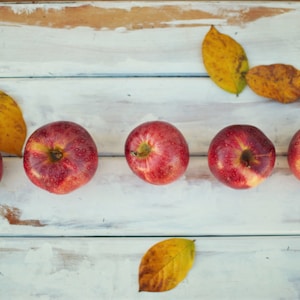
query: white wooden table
[{"left": 0, "top": 1, "right": 300, "bottom": 299}]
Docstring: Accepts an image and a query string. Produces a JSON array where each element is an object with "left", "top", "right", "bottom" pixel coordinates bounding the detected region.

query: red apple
[
  {"left": 287, "top": 130, "right": 300, "bottom": 179},
  {"left": 208, "top": 124, "right": 275, "bottom": 189},
  {"left": 0, "top": 153, "right": 3, "bottom": 182},
  {"left": 23, "top": 121, "right": 98, "bottom": 194},
  {"left": 124, "top": 121, "right": 189, "bottom": 185}
]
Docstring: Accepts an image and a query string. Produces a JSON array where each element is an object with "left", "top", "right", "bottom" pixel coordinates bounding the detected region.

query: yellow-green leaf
[
  {"left": 138, "top": 238, "right": 195, "bottom": 292},
  {"left": 246, "top": 64, "right": 300, "bottom": 104},
  {"left": 0, "top": 91, "right": 27, "bottom": 156},
  {"left": 202, "top": 25, "right": 249, "bottom": 95}
]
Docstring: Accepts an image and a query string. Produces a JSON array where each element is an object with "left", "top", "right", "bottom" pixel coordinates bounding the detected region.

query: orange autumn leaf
[
  {"left": 0, "top": 91, "right": 27, "bottom": 156},
  {"left": 202, "top": 25, "right": 249, "bottom": 95},
  {"left": 138, "top": 238, "right": 195, "bottom": 292},
  {"left": 246, "top": 64, "right": 300, "bottom": 104}
]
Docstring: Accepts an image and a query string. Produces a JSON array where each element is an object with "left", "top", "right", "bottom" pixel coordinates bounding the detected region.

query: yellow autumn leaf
[
  {"left": 0, "top": 91, "right": 27, "bottom": 156},
  {"left": 202, "top": 25, "right": 249, "bottom": 95},
  {"left": 246, "top": 64, "right": 300, "bottom": 104},
  {"left": 138, "top": 238, "right": 195, "bottom": 292}
]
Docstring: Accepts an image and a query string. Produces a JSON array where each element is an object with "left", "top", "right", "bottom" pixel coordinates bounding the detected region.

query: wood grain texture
[
  {"left": 0, "top": 1, "right": 299, "bottom": 298},
  {"left": 0, "top": 236, "right": 299, "bottom": 299},
  {"left": 0, "top": 156, "right": 299, "bottom": 236},
  {"left": 0, "top": 2, "right": 292, "bottom": 30},
  {"left": 0, "top": 77, "right": 299, "bottom": 156},
  {"left": 0, "top": 1, "right": 299, "bottom": 76}
]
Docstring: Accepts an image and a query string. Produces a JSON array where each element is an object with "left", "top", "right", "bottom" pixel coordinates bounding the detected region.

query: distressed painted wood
[
  {"left": 0, "top": 1, "right": 299, "bottom": 76},
  {"left": 0, "top": 77, "right": 299, "bottom": 236},
  {"left": 0, "top": 156, "right": 299, "bottom": 236},
  {"left": 0, "top": 1, "right": 300, "bottom": 298},
  {"left": 1, "top": 237, "right": 300, "bottom": 299},
  {"left": 0, "top": 77, "right": 299, "bottom": 156}
]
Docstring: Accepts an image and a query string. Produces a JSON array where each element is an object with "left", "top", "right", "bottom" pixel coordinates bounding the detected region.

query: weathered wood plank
[
  {"left": 1, "top": 236, "right": 299, "bottom": 299},
  {"left": 0, "top": 1, "right": 299, "bottom": 298},
  {"left": 0, "top": 156, "right": 299, "bottom": 236},
  {"left": 0, "top": 1, "right": 299, "bottom": 76},
  {"left": 0, "top": 77, "right": 299, "bottom": 156}
]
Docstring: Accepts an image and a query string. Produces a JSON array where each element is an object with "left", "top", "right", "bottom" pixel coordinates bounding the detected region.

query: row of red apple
[{"left": 0, "top": 120, "right": 300, "bottom": 194}]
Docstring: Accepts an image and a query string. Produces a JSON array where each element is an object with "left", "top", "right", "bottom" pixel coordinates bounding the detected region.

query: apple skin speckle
[
  {"left": 125, "top": 121, "right": 189, "bottom": 185},
  {"left": 287, "top": 130, "right": 300, "bottom": 180},
  {"left": 23, "top": 121, "right": 98, "bottom": 194},
  {"left": 208, "top": 124, "right": 276, "bottom": 189}
]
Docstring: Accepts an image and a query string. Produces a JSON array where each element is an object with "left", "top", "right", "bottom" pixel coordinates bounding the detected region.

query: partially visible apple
[
  {"left": 0, "top": 153, "right": 3, "bottom": 182},
  {"left": 23, "top": 121, "right": 98, "bottom": 194},
  {"left": 208, "top": 124, "right": 275, "bottom": 189},
  {"left": 125, "top": 121, "right": 189, "bottom": 185},
  {"left": 287, "top": 130, "right": 300, "bottom": 179}
]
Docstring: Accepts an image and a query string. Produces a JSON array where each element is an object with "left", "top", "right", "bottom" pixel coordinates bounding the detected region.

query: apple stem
[
  {"left": 49, "top": 149, "right": 63, "bottom": 162},
  {"left": 130, "top": 142, "right": 152, "bottom": 158}
]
